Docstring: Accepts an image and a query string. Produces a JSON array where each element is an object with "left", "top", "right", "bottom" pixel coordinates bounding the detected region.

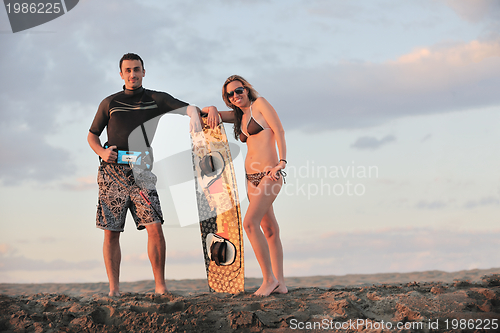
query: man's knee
[
  {"left": 146, "top": 222, "right": 164, "bottom": 239},
  {"left": 104, "top": 230, "right": 120, "bottom": 242}
]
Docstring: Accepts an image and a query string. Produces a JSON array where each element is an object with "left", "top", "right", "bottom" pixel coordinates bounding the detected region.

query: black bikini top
[{"left": 239, "top": 105, "right": 269, "bottom": 143}]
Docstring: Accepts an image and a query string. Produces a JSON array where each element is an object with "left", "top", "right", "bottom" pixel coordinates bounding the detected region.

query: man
[{"left": 87, "top": 53, "right": 201, "bottom": 296}]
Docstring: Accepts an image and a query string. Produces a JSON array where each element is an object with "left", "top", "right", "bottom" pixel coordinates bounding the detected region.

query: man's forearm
[
  {"left": 87, "top": 132, "right": 105, "bottom": 156},
  {"left": 186, "top": 105, "right": 201, "bottom": 117}
]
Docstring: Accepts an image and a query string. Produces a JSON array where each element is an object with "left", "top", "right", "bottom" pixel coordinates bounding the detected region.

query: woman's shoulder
[
  {"left": 253, "top": 97, "right": 276, "bottom": 115},
  {"left": 252, "top": 97, "right": 272, "bottom": 109}
]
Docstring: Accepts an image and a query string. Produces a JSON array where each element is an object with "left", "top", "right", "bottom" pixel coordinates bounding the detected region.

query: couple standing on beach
[{"left": 87, "top": 53, "right": 288, "bottom": 297}]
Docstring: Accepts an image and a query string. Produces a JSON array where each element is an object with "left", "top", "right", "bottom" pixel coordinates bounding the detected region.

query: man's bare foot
[
  {"left": 108, "top": 291, "right": 120, "bottom": 297},
  {"left": 155, "top": 288, "right": 168, "bottom": 295},
  {"left": 254, "top": 280, "right": 279, "bottom": 297},
  {"left": 272, "top": 284, "right": 288, "bottom": 294},
  {"left": 155, "top": 284, "right": 168, "bottom": 295}
]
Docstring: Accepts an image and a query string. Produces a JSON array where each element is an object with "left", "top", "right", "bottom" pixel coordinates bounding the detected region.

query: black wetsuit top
[{"left": 89, "top": 86, "right": 189, "bottom": 151}]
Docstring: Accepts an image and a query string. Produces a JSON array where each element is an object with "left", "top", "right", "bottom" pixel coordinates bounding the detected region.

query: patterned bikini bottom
[
  {"left": 246, "top": 171, "right": 267, "bottom": 187},
  {"left": 246, "top": 170, "right": 287, "bottom": 187}
]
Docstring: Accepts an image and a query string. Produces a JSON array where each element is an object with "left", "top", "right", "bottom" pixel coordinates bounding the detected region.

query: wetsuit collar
[{"left": 123, "top": 85, "right": 144, "bottom": 96}]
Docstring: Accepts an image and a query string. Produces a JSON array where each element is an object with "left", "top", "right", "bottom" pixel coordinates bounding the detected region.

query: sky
[{"left": 1, "top": 0, "right": 500, "bottom": 284}]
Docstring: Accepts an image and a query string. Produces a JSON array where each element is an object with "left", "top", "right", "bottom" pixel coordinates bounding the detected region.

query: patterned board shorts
[{"left": 96, "top": 163, "right": 163, "bottom": 232}]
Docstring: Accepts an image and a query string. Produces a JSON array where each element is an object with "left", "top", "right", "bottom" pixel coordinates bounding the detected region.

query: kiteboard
[{"left": 190, "top": 115, "right": 244, "bottom": 293}]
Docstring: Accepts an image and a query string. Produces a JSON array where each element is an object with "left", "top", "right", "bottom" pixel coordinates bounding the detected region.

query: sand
[{"left": 1, "top": 268, "right": 499, "bottom": 332}]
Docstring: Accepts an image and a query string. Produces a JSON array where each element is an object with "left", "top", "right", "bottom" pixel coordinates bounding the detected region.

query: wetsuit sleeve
[
  {"left": 151, "top": 91, "right": 190, "bottom": 114},
  {"left": 89, "top": 97, "right": 111, "bottom": 136}
]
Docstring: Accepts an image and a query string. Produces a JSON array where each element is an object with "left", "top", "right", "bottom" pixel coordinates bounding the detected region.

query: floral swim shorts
[{"left": 96, "top": 163, "right": 163, "bottom": 232}]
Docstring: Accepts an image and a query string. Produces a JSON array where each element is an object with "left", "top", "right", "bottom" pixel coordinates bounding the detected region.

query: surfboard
[{"left": 190, "top": 115, "right": 244, "bottom": 293}]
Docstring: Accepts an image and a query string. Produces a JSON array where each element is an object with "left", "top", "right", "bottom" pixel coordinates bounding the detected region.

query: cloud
[
  {"left": 59, "top": 175, "right": 97, "bottom": 191},
  {"left": 416, "top": 195, "right": 500, "bottom": 211},
  {"left": 420, "top": 134, "right": 432, "bottom": 142},
  {"left": 257, "top": 39, "right": 500, "bottom": 132},
  {"left": 395, "top": 40, "right": 500, "bottom": 65},
  {"left": 416, "top": 200, "right": 448, "bottom": 210},
  {"left": 0, "top": 244, "right": 12, "bottom": 255},
  {"left": 351, "top": 135, "right": 396, "bottom": 150},
  {"left": 441, "top": 0, "right": 500, "bottom": 23},
  {"left": 463, "top": 196, "right": 500, "bottom": 209},
  {"left": 0, "top": 248, "right": 201, "bottom": 274},
  {"left": 0, "top": 254, "right": 100, "bottom": 271},
  {"left": 0, "top": 239, "right": 102, "bottom": 273},
  {"left": 282, "top": 227, "right": 500, "bottom": 276},
  {"left": 306, "top": 0, "right": 362, "bottom": 19}
]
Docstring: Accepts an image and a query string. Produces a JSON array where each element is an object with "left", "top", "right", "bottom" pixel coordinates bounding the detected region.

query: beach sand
[{"left": 1, "top": 268, "right": 499, "bottom": 332}]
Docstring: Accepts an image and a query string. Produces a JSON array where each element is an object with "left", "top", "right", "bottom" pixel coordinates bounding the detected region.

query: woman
[{"left": 204, "top": 75, "right": 288, "bottom": 296}]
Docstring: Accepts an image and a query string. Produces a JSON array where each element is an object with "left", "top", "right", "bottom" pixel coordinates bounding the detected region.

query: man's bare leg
[
  {"left": 145, "top": 222, "right": 167, "bottom": 294},
  {"left": 103, "top": 230, "right": 121, "bottom": 296}
]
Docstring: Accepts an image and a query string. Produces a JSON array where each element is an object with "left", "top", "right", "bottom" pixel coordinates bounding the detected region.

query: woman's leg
[
  {"left": 260, "top": 205, "right": 288, "bottom": 294},
  {"left": 244, "top": 176, "right": 283, "bottom": 296}
]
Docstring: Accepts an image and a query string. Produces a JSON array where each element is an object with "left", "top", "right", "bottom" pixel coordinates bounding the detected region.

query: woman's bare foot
[
  {"left": 254, "top": 279, "right": 280, "bottom": 296},
  {"left": 108, "top": 290, "right": 120, "bottom": 297}
]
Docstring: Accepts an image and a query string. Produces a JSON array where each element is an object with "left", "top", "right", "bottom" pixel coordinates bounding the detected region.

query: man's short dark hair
[{"left": 119, "top": 53, "right": 144, "bottom": 72}]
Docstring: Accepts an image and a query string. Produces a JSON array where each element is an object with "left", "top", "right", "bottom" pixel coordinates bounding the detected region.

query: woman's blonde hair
[{"left": 222, "top": 75, "right": 260, "bottom": 140}]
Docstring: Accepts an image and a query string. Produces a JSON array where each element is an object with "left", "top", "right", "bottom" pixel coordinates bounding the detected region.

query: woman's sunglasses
[{"left": 227, "top": 87, "right": 245, "bottom": 98}]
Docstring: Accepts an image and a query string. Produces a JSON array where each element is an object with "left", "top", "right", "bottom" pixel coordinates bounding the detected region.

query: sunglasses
[{"left": 227, "top": 87, "right": 245, "bottom": 98}]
